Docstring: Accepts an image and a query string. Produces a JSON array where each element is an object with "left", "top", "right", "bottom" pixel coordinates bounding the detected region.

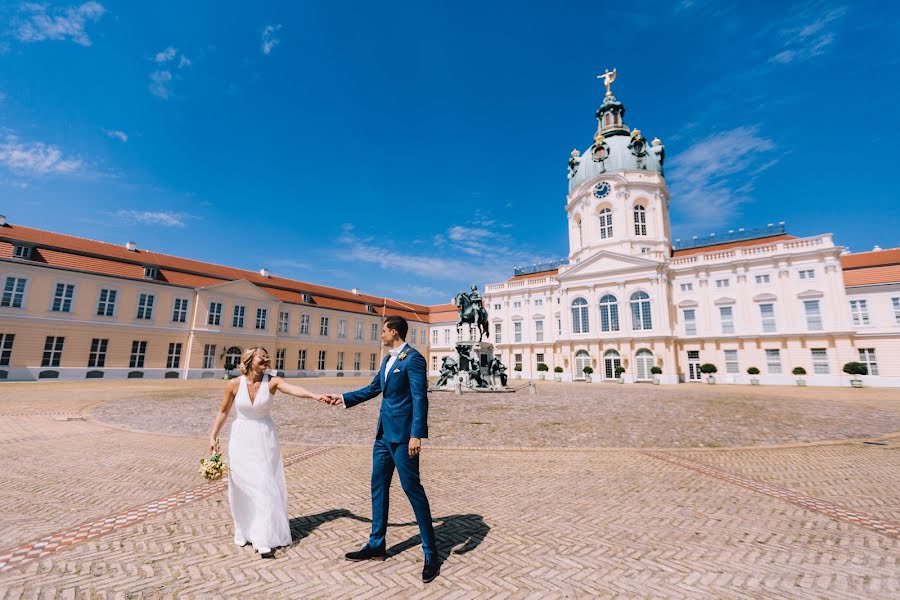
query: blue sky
[{"left": 2, "top": 1, "right": 899, "bottom": 304}]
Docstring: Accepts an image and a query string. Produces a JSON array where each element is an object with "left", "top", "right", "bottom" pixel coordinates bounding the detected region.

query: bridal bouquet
[{"left": 200, "top": 440, "right": 229, "bottom": 481}]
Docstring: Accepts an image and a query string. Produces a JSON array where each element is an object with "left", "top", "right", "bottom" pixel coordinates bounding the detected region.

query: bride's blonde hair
[{"left": 238, "top": 347, "right": 268, "bottom": 375}]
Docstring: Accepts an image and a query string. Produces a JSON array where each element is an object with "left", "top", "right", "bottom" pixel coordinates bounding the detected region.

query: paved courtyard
[{"left": 1, "top": 378, "right": 899, "bottom": 599}]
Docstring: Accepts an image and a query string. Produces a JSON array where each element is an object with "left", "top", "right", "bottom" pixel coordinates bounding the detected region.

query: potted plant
[
  {"left": 582, "top": 365, "right": 594, "bottom": 383},
  {"left": 553, "top": 366, "right": 563, "bottom": 382},
  {"left": 699, "top": 363, "right": 717, "bottom": 384},
  {"left": 223, "top": 361, "right": 236, "bottom": 380},
  {"left": 792, "top": 366, "right": 807, "bottom": 386},
  {"left": 650, "top": 366, "right": 662, "bottom": 385},
  {"left": 514, "top": 364, "right": 522, "bottom": 379},
  {"left": 843, "top": 361, "right": 867, "bottom": 388},
  {"left": 614, "top": 365, "right": 626, "bottom": 383},
  {"left": 747, "top": 366, "right": 760, "bottom": 385},
  {"left": 536, "top": 362, "right": 548, "bottom": 380}
]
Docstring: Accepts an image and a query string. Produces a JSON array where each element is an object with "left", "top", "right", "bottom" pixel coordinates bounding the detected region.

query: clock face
[{"left": 593, "top": 182, "right": 610, "bottom": 198}]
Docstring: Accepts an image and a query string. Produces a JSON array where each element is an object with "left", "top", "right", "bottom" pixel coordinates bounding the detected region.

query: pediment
[
  {"left": 677, "top": 299, "right": 699, "bottom": 308},
  {"left": 197, "top": 279, "right": 281, "bottom": 301},
  {"left": 753, "top": 292, "right": 778, "bottom": 302},
  {"left": 714, "top": 296, "right": 736, "bottom": 306},
  {"left": 797, "top": 289, "right": 824, "bottom": 299},
  {"left": 557, "top": 250, "right": 659, "bottom": 281}
]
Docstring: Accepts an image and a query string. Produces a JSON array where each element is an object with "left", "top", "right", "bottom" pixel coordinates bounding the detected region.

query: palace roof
[{"left": 841, "top": 248, "right": 900, "bottom": 287}]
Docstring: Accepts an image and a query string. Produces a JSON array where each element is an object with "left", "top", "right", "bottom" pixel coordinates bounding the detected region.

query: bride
[{"left": 208, "top": 346, "right": 329, "bottom": 558}]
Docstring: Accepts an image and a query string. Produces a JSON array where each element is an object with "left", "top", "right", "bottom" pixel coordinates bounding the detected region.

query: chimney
[
  {"left": 0, "top": 215, "right": 7, "bottom": 226},
  {"left": 873, "top": 245, "right": 883, "bottom": 251},
  {"left": 351, "top": 288, "right": 360, "bottom": 295},
  {"left": 125, "top": 241, "right": 137, "bottom": 251},
  {"left": 259, "top": 268, "right": 270, "bottom": 278}
]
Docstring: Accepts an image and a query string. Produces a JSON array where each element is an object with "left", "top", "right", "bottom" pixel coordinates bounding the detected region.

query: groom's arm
[
  {"left": 408, "top": 351, "right": 429, "bottom": 439},
  {"left": 342, "top": 371, "right": 382, "bottom": 409}
]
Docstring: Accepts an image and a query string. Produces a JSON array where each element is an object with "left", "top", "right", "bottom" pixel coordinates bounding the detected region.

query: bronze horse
[{"left": 454, "top": 291, "right": 489, "bottom": 341}]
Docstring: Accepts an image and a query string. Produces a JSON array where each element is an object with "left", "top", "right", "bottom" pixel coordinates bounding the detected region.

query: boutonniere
[{"left": 398, "top": 350, "right": 409, "bottom": 361}]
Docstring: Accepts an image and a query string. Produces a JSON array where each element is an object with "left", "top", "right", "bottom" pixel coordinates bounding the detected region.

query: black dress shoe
[
  {"left": 344, "top": 544, "right": 387, "bottom": 561},
  {"left": 422, "top": 556, "right": 441, "bottom": 583}
]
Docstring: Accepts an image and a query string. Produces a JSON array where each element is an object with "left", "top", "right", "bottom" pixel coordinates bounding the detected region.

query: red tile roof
[
  {"left": 672, "top": 234, "right": 797, "bottom": 256},
  {"left": 840, "top": 248, "right": 900, "bottom": 287},
  {"left": 509, "top": 269, "right": 559, "bottom": 282},
  {"left": 840, "top": 248, "right": 900, "bottom": 270},
  {"left": 0, "top": 224, "right": 437, "bottom": 320}
]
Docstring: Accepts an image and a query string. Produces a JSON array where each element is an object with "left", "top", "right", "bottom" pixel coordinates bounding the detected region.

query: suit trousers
[{"left": 368, "top": 438, "right": 436, "bottom": 557}]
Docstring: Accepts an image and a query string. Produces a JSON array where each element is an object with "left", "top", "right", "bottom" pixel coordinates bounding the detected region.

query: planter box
[
  {"left": 796, "top": 379, "right": 806, "bottom": 387},
  {"left": 750, "top": 378, "right": 760, "bottom": 385},
  {"left": 652, "top": 375, "right": 660, "bottom": 385},
  {"left": 706, "top": 376, "right": 716, "bottom": 384},
  {"left": 554, "top": 375, "right": 562, "bottom": 382},
  {"left": 850, "top": 379, "right": 863, "bottom": 388}
]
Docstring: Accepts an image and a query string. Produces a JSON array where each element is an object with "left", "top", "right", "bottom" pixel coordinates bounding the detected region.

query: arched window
[
  {"left": 599, "top": 294, "right": 619, "bottom": 332},
  {"left": 575, "top": 350, "right": 591, "bottom": 379},
  {"left": 603, "top": 350, "right": 621, "bottom": 379},
  {"left": 598, "top": 208, "right": 613, "bottom": 239},
  {"left": 634, "top": 205, "right": 647, "bottom": 236},
  {"left": 630, "top": 291, "right": 652, "bottom": 330},
  {"left": 635, "top": 349, "right": 654, "bottom": 380},
  {"left": 571, "top": 297, "right": 590, "bottom": 334},
  {"left": 224, "top": 346, "right": 242, "bottom": 369}
]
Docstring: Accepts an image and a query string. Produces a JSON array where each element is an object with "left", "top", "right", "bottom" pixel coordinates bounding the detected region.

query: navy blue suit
[{"left": 343, "top": 344, "right": 435, "bottom": 557}]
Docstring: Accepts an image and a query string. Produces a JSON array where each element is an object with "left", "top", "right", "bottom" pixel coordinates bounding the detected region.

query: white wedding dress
[{"left": 227, "top": 374, "right": 292, "bottom": 553}]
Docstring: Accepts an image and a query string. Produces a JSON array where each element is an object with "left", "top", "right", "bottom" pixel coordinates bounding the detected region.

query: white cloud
[
  {"left": 769, "top": 5, "right": 846, "bottom": 64},
  {"left": 104, "top": 129, "right": 127, "bottom": 142},
  {"left": 667, "top": 126, "right": 777, "bottom": 232},
  {"left": 177, "top": 55, "right": 191, "bottom": 68},
  {"left": 114, "top": 210, "right": 191, "bottom": 227},
  {"left": 262, "top": 24, "right": 282, "bottom": 55},
  {"left": 149, "top": 46, "right": 190, "bottom": 99},
  {"left": 0, "top": 133, "right": 82, "bottom": 175},
  {"left": 14, "top": 1, "right": 106, "bottom": 46},
  {"left": 154, "top": 46, "right": 176, "bottom": 63},
  {"left": 149, "top": 70, "right": 173, "bottom": 99}
]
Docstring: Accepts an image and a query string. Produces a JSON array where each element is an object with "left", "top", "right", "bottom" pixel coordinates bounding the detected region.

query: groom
[{"left": 327, "top": 315, "right": 440, "bottom": 583}]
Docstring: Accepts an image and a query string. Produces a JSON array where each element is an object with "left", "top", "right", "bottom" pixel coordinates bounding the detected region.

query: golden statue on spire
[{"left": 597, "top": 68, "right": 617, "bottom": 97}]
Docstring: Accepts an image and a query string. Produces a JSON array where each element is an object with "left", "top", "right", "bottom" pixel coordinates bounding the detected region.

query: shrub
[
  {"left": 614, "top": 366, "right": 626, "bottom": 376},
  {"left": 583, "top": 366, "right": 594, "bottom": 375},
  {"left": 792, "top": 367, "right": 807, "bottom": 376},
  {"left": 747, "top": 367, "right": 760, "bottom": 375},
  {"left": 650, "top": 366, "right": 662, "bottom": 375},
  {"left": 842, "top": 362, "right": 868, "bottom": 377},
  {"left": 513, "top": 364, "right": 523, "bottom": 372},
  {"left": 537, "top": 363, "right": 549, "bottom": 372},
  {"left": 699, "top": 363, "right": 718, "bottom": 374},
  {"left": 224, "top": 362, "right": 236, "bottom": 372},
  {"left": 553, "top": 366, "right": 564, "bottom": 373}
]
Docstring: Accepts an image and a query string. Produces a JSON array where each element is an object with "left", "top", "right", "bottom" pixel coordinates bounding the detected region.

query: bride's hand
[{"left": 208, "top": 438, "right": 217, "bottom": 453}]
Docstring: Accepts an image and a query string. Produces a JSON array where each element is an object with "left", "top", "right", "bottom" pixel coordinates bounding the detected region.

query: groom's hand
[
  {"left": 324, "top": 394, "right": 342, "bottom": 406},
  {"left": 408, "top": 437, "right": 421, "bottom": 458}
]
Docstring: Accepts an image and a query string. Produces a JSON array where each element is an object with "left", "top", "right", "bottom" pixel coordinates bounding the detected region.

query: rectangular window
[
  {"left": 557, "top": 318, "right": 562, "bottom": 336},
  {"left": 202, "top": 344, "right": 216, "bottom": 369},
  {"left": 172, "top": 298, "right": 189, "bottom": 323},
  {"left": 759, "top": 303, "right": 776, "bottom": 333},
  {"left": 765, "top": 349, "right": 782, "bottom": 374},
  {"left": 255, "top": 308, "right": 268, "bottom": 330},
  {"left": 51, "top": 283, "right": 75, "bottom": 312},
  {"left": 317, "top": 350, "right": 326, "bottom": 370},
  {"left": 355, "top": 320, "right": 364, "bottom": 340},
  {"left": 275, "top": 348, "right": 285, "bottom": 370},
  {"left": 755, "top": 274, "right": 771, "bottom": 284},
  {"left": 811, "top": 348, "right": 829, "bottom": 375},
  {"left": 129, "top": 340, "right": 147, "bottom": 368},
  {"left": 299, "top": 313, "right": 310, "bottom": 335},
  {"left": 370, "top": 353, "right": 377, "bottom": 370},
  {"left": 804, "top": 300, "right": 823, "bottom": 331},
  {"left": 536, "top": 352, "right": 545, "bottom": 366},
  {"left": 798, "top": 269, "right": 815, "bottom": 280},
  {"left": 278, "top": 311, "right": 289, "bottom": 334},
  {"left": 42, "top": 336, "right": 65, "bottom": 367},
  {"left": 136, "top": 293, "right": 155, "bottom": 320},
  {"left": 0, "top": 333, "right": 14, "bottom": 366},
  {"left": 353, "top": 352, "right": 361, "bottom": 370},
  {"left": 1, "top": 277, "right": 27, "bottom": 308},
  {"left": 683, "top": 309, "right": 696, "bottom": 336},
  {"left": 680, "top": 283, "right": 693, "bottom": 292},
  {"left": 320, "top": 316, "right": 329, "bottom": 336},
  {"left": 512, "top": 301, "right": 521, "bottom": 309},
  {"left": 514, "top": 353, "right": 523, "bottom": 371},
  {"left": 371, "top": 322, "right": 379, "bottom": 341},
  {"left": 535, "top": 320, "right": 544, "bottom": 342},
  {"left": 849, "top": 300, "right": 869, "bottom": 326},
  {"left": 143, "top": 266, "right": 158, "bottom": 279},
  {"left": 13, "top": 245, "right": 31, "bottom": 258},
  {"left": 724, "top": 349, "right": 739, "bottom": 374},
  {"left": 233, "top": 305, "right": 246, "bottom": 328},
  {"left": 336, "top": 351, "right": 345, "bottom": 371},
  {"left": 298, "top": 349, "right": 307, "bottom": 370},
  {"left": 514, "top": 321, "right": 522, "bottom": 342},
  {"left": 207, "top": 302, "right": 223, "bottom": 326},
  {"left": 494, "top": 323, "right": 502, "bottom": 343},
  {"left": 893, "top": 297, "right": 900, "bottom": 324},
  {"left": 97, "top": 289, "right": 117, "bottom": 316},
  {"left": 535, "top": 299, "right": 543, "bottom": 307},
  {"left": 719, "top": 306, "right": 735, "bottom": 334},
  {"left": 443, "top": 328, "right": 451, "bottom": 344},
  {"left": 166, "top": 342, "right": 182, "bottom": 369},
  {"left": 88, "top": 338, "right": 108, "bottom": 368},
  {"left": 493, "top": 303, "right": 502, "bottom": 311},
  {"left": 715, "top": 278, "right": 730, "bottom": 288},
  {"left": 858, "top": 348, "right": 878, "bottom": 376},
  {"left": 338, "top": 319, "right": 347, "bottom": 338},
  {"left": 432, "top": 329, "right": 439, "bottom": 345}
]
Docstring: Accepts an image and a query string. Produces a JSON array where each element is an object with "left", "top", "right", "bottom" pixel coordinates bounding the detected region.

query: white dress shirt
[{"left": 342, "top": 342, "right": 408, "bottom": 407}]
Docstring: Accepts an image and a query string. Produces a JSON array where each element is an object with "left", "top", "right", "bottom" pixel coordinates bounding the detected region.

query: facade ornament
[
  {"left": 592, "top": 132, "right": 609, "bottom": 166},
  {"left": 568, "top": 149, "right": 581, "bottom": 179},
  {"left": 597, "top": 68, "right": 617, "bottom": 97},
  {"left": 616, "top": 186, "right": 630, "bottom": 200}
]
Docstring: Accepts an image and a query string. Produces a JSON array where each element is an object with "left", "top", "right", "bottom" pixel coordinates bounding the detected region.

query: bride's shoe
[
  {"left": 234, "top": 536, "right": 249, "bottom": 547},
  {"left": 257, "top": 547, "right": 275, "bottom": 559}
]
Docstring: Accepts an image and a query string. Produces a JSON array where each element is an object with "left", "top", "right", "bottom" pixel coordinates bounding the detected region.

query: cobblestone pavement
[{"left": 0, "top": 380, "right": 898, "bottom": 599}]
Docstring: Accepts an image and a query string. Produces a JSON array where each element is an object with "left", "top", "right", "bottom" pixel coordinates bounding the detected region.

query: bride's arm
[
  {"left": 271, "top": 377, "right": 328, "bottom": 403},
  {"left": 209, "top": 379, "right": 238, "bottom": 452}
]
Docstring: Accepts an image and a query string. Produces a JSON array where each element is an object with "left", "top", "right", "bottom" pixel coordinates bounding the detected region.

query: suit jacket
[{"left": 343, "top": 345, "right": 429, "bottom": 443}]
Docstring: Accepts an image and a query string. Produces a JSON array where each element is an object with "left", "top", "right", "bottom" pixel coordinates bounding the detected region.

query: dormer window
[
  {"left": 301, "top": 293, "right": 313, "bottom": 303},
  {"left": 13, "top": 245, "right": 32, "bottom": 259},
  {"left": 366, "top": 304, "right": 377, "bottom": 314},
  {"left": 143, "top": 266, "right": 158, "bottom": 280}
]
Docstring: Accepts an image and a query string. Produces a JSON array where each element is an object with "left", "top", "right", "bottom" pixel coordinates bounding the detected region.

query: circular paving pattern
[{"left": 92, "top": 379, "right": 900, "bottom": 448}]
